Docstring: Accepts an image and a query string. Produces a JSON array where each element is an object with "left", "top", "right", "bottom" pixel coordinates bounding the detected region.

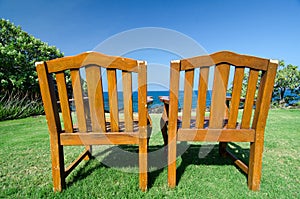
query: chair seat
[
  {"left": 72, "top": 117, "right": 151, "bottom": 133},
  {"left": 166, "top": 116, "right": 238, "bottom": 129},
  {"left": 61, "top": 118, "right": 152, "bottom": 146}
]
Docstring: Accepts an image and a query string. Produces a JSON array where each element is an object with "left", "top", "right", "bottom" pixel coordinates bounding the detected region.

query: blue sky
[{"left": 1, "top": 0, "right": 300, "bottom": 90}]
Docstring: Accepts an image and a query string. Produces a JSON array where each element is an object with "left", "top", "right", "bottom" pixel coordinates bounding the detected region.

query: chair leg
[
  {"left": 219, "top": 142, "right": 228, "bottom": 157},
  {"left": 147, "top": 120, "right": 152, "bottom": 146},
  {"left": 49, "top": 135, "right": 65, "bottom": 192},
  {"left": 160, "top": 117, "right": 168, "bottom": 146},
  {"left": 248, "top": 142, "right": 263, "bottom": 191},
  {"left": 168, "top": 129, "right": 177, "bottom": 188},
  {"left": 84, "top": 145, "right": 92, "bottom": 160},
  {"left": 139, "top": 137, "right": 148, "bottom": 191}
]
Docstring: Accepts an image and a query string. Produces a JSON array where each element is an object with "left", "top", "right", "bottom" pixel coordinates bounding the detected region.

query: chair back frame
[
  {"left": 36, "top": 52, "right": 149, "bottom": 191},
  {"left": 167, "top": 51, "right": 278, "bottom": 190}
]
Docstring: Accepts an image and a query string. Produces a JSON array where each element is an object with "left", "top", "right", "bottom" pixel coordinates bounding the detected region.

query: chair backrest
[
  {"left": 36, "top": 52, "right": 148, "bottom": 134},
  {"left": 169, "top": 51, "right": 278, "bottom": 130}
]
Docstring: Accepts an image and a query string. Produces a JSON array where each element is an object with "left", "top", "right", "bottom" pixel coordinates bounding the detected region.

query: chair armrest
[
  {"left": 226, "top": 96, "right": 256, "bottom": 104},
  {"left": 159, "top": 96, "right": 170, "bottom": 104},
  {"left": 226, "top": 96, "right": 246, "bottom": 103},
  {"left": 147, "top": 96, "right": 153, "bottom": 105}
]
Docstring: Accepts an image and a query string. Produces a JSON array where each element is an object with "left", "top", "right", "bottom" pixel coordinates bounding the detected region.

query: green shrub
[
  {"left": 271, "top": 100, "right": 279, "bottom": 108},
  {"left": 0, "top": 19, "right": 63, "bottom": 98},
  {"left": 0, "top": 92, "right": 44, "bottom": 121}
]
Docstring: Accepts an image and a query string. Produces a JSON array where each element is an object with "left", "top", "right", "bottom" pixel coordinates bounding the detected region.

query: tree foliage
[
  {"left": 228, "top": 70, "right": 261, "bottom": 99},
  {"left": 228, "top": 61, "right": 300, "bottom": 107},
  {"left": 0, "top": 19, "right": 63, "bottom": 98},
  {"left": 273, "top": 61, "right": 300, "bottom": 105}
]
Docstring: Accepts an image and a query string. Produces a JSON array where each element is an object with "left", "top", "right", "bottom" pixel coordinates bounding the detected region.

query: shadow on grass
[
  {"left": 227, "top": 142, "right": 250, "bottom": 165},
  {"left": 66, "top": 143, "right": 249, "bottom": 189},
  {"left": 176, "top": 143, "right": 249, "bottom": 185},
  {"left": 65, "top": 157, "right": 109, "bottom": 188},
  {"left": 65, "top": 145, "right": 168, "bottom": 189}
]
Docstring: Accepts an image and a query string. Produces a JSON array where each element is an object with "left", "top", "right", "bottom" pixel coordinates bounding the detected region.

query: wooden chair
[
  {"left": 36, "top": 52, "right": 151, "bottom": 192},
  {"left": 164, "top": 51, "right": 278, "bottom": 190}
]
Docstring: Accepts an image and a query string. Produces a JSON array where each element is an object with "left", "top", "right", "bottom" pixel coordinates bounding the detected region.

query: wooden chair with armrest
[
  {"left": 36, "top": 52, "right": 151, "bottom": 192},
  {"left": 163, "top": 51, "right": 277, "bottom": 190}
]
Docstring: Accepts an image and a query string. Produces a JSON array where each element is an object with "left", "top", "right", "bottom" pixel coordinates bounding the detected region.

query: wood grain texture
[
  {"left": 60, "top": 132, "right": 140, "bottom": 145},
  {"left": 137, "top": 61, "right": 148, "bottom": 191},
  {"left": 36, "top": 62, "right": 62, "bottom": 133},
  {"left": 182, "top": 69, "right": 194, "bottom": 128},
  {"left": 137, "top": 61, "right": 148, "bottom": 129},
  {"left": 70, "top": 70, "right": 87, "bottom": 132},
  {"left": 177, "top": 128, "right": 255, "bottom": 142},
  {"left": 168, "top": 60, "right": 180, "bottom": 188},
  {"left": 195, "top": 66, "right": 209, "bottom": 128},
  {"left": 248, "top": 60, "right": 278, "bottom": 190},
  {"left": 164, "top": 53, "right": 278, "bottom": 191},
  {"left": 56, "top": 72, "right": 73, "bottom": 133},
  {"left": 122, "top": 71, "right": 134, "bottom": 132},
  {"left": 209, "top": 63, "right": 230, "bottom": 128},
  {"left": 241, "top": 69, "right": 259, "bottom": 129},
  {"left": 181, "top": 51, "right": 269, "bottom": 71},
  {"left": 86, "top": 66, "right": 106, "bottom": 132},
  {"left": 227, "top": 67, "right": 245, "bottom": 128},
  {"left": 36, "top": 62, "right": 65, "bottom": 191},
  {"left": 47, "top": 52, "right": 139, "bottom": 73},
  {"left": 107, "top": 69, "right": 119, "bottom": 132},
  {"left": 36, "top": 54, "right": 150, "bottom": 192}
]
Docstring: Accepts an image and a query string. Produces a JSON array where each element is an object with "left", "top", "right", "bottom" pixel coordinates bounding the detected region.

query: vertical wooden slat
[
  {"left": 241, "top": 69, "right": 259, "bottom": 129},
  {"left": 182, "top": 69, "right": 194, "bottom": 128},
  {"left": 36, "top": 63, "right": 62, "bottom": 133},
  {"left": 251, "top": 61, "right": 277, "bottom": 129},
  {"left": 36, "top": 62, "right": 65, "bottom": 191},
  {"left": 56, "top": 72, "right": 73, "bottom": 133},
  {"left": 70, "top": 69, "right": 87, "bottom": 132},
  {"left": 107, "top": 69, "right": 119, "bottom": 132},
  {"left": 252, "top": 71, "right": 265, "bottom": 128},
  {"left": 86, "top": 66, "right": 106, "bottom": 132},
  {"left": 122, "top": 71, "right": 133, "bottom": 132},
  {"left": 195, "top": 67, "right": 209, "bottom": 128},
  {"left": 137, "top": 61, "right": 148, "bottom": 191},
  {"left": 168, "top": 60, "right": 180, "bottom": 188},
  {"left": 209, "top": 63, "right": 230, "bottom": 128},
  {"left": 248, "top": 60, "right": 278, "bottom": 190},
  {"left": 227, "top": 67, "right": 245, "bottom": 128}
]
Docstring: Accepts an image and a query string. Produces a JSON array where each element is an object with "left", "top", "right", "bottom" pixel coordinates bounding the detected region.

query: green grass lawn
[{"left": 1, "top": 109, "right": 299, "bottom": 198}]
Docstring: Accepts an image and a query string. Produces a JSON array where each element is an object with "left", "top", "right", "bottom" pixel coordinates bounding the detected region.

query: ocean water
[
  {"left": 103, "top": 90, "right": 212, "bottom": 112},
  {"left": 100, "top": 89, "right": 300, "bottom": 112}
]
